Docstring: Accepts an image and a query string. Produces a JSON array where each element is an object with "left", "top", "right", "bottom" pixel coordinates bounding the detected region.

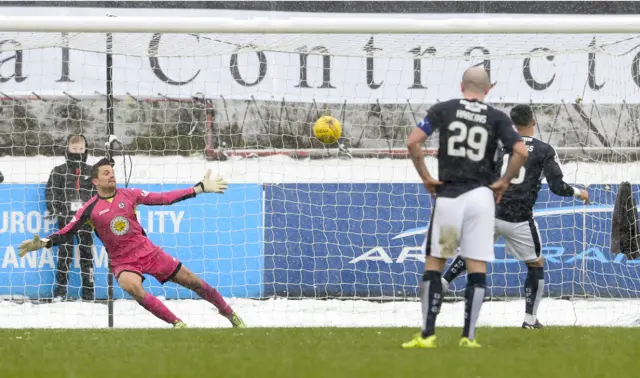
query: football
[{"left": 313, "top": 116, "right": 342, "bottom": 144}]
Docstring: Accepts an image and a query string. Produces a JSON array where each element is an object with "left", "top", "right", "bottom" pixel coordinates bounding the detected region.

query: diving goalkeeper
[{"left": 19, "top": 158, "right": 246, "bottom": 329}]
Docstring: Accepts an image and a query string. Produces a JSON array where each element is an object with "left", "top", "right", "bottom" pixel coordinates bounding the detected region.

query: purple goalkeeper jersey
[{"left": 45, "top": 187, "right": 196, "bottom": 266}]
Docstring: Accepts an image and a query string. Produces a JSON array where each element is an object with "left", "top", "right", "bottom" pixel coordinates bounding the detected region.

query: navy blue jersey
[
  {"left": 496, "top": 136, "right": 574, "bottom": 222},
  {"left": 418, "top": 99, "right": 521, "bottom": 198}
]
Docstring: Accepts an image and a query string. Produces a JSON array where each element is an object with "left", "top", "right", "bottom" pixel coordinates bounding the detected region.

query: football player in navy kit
[
  {"left": 402, "top": 67, "right": 528, "bottom": 349},
  {"left": 441, "top": 104, "right": 590, "bottom": 329}
]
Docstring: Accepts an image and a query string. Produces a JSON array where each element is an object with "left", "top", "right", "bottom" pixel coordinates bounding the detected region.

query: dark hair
[
  {"left": 91, "top": 158, "right": 114, "bottom": 179},
  {"left": 510, "top": 105, "right": 534, "bottom": 127}
]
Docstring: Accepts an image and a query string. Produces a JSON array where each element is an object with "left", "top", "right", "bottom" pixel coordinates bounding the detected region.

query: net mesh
[{"left": 0, "top": 30, "right": 639, "bottom": 328}]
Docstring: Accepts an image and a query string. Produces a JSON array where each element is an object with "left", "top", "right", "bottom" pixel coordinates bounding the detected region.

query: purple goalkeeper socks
[
  {"left": 196, "top": 281, "right": 232, "bottom": 315},
  {"left": 140, "top": 293, "right": 180, "bottom": 324}
]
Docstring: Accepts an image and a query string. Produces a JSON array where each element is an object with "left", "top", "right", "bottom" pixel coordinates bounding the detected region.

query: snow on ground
[
  {"left": 2, "top": 154, "right": 640, "bottom": 185},
  {"left": 0, "top": 298, "right": 638, "bottom": 328}
]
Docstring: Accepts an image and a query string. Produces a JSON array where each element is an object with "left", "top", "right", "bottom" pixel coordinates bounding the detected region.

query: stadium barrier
[{"left": 0, "top": 184, "right": 639, "bottom": 300}]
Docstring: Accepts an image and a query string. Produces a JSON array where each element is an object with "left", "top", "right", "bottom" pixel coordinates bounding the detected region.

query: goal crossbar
[{"left": 1, "top": 15, "right": 640, "bottom": 34}]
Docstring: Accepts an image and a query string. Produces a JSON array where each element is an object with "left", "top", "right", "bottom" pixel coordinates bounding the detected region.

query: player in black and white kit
[
  {"left": 402, "top": 67, "right": 528, "bottom": 349},
  {"left": 441, "top": 104, "right": 590, "bottom": 329}
]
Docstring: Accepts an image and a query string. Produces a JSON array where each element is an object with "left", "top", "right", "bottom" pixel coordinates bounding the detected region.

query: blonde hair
[{"left": 68, "top": 135, "right": 85, "bottom": 145}]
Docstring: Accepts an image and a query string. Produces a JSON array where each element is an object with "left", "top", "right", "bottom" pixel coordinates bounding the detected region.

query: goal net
[{"left": 0, "top": 16, "right": 640, "bottom": 328}]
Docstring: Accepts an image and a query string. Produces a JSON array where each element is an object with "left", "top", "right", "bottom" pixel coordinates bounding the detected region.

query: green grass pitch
[{"left": 0, "top": 327, "right": 638, "bottom": 378}]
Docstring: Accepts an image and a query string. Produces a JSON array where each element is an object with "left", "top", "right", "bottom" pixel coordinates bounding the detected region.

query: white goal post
[
  {"left": 0, "top": 14, "right": 639, "bottom": 328},
  {"left": 2, "top": 15, "right": 640, "bottom": 33}
]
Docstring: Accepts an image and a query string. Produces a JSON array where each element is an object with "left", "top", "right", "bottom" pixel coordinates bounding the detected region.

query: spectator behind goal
[{"left": 45, "top": 134, "right": 96, "bottom": 301}]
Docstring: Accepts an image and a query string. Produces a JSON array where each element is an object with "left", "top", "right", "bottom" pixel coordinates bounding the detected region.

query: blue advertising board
[
  {"left": 0, "top": 184, "right": 263, "bottom": 300},
  {"left": 264, "top": 184, "right": 640, "bottom": 298},
  {"left": 3, "top": 182, "right": 640, "bottom": 300}
]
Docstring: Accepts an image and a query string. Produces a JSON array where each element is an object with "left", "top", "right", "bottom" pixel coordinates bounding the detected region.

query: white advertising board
[{"left": 0, "top": 7, "right": 637, "bottom": 103}]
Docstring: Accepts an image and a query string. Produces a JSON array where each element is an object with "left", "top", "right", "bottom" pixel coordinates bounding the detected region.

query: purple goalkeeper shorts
[{"left": 113, "top": 250, "right": 182, "bottom": 284}]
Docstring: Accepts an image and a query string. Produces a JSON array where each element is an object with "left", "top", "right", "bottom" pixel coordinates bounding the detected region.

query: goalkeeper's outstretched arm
[
  {"left": 18, "top": 198, "right": 97, "bottom": 257},
  {"left": 132, "top": 187, "right": 198, "bottom": 206},
  {"left": 133, "top": 169, "right": 228, "bottom": 206}
]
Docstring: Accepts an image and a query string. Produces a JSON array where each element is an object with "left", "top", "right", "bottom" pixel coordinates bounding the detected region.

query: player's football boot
[
  {"left": 401, "top": 334, "right": 437, "bottom": 349},
  {"left": 522, "top": 320, "right": 545, "bottom": 329},
  {"left": 225, "top": 311, "right": 247, "bottom": 328},
  {"left": 173, "top": 320, "right": 188, "bottom": 329},
  {"left": 459, "top": 337, "right": 481, "bottom": 348}
]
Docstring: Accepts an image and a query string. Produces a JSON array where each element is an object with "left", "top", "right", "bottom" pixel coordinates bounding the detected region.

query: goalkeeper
[{"left": 19, "top": 158, "right": 245, "bottom": 328}]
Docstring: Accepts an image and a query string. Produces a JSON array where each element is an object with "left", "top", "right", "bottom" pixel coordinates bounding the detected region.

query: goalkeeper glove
[
  {"left": 194, "top": 169, "right": 228, "bottom": 194},
  {"left": 18, "top": 235, "right": 48, "bottom": 257}
]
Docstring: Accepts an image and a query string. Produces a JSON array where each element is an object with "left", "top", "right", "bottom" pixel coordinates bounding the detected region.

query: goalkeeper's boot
[
  {"left": 522, "top": 319, "right": 545, "bottom": 329},
  {"left": 224, "top": 311, "right": 247, "bottom": 328},
  {"left": 459, "top": 337, "right": 482, "bottom": 348},
  {"left": 173, "top": 320, "right": 188, "bottom": 329},
  {"left": 401, "top": 333, "right": 437, "bottom": 349}
]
